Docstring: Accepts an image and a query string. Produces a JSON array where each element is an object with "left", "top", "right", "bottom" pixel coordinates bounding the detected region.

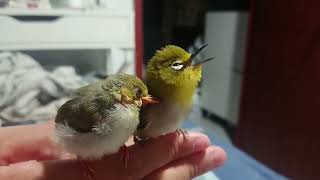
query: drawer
[{"left": 0, "top": 14, "right": 133, "bottom": 48}]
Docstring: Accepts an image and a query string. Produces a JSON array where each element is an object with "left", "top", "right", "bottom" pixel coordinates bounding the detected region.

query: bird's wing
[
  {"left": 56, "top": 75, "right": 128, "bottom": 133},
  {"left": 55, "top": 98, "right": 97, "bottom": 133},
  {"left": 56, "top": 86, "right": 115, "bottom": 133},
  {"left": 56, "top": 99, "right": 116, "bottom": 134}
]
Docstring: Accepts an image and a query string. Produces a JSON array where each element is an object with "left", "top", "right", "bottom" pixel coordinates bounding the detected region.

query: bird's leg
[
  {"left": 133, "top": 135, "right": 140, "bottom": 143},
  {"left": 133, "top": 135, "right": 147, "bottom": 146},
  {"left": 77, "top": 156, "right": 95, "bottom": 180},
  {"left": 119, "top": 145, "right": 129, "bottom": 168},
  {"left": 177, "top": 128, "right": 189, "bottom": 142}
]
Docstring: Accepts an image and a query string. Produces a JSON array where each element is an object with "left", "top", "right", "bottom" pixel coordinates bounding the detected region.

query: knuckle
[{"left": 167, "top": 135, "right": 180, "bottom": 160}]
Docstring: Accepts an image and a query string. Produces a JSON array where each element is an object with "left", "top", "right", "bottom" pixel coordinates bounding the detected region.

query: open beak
[
  {"left": 184, "top": 44, "right": 215, "bottom": 67},
  {"left": 141, "top": 95, "right": 159, "bottom": 106},
  {"left": 193, "top": 57, "right": 215, "bottom": 66}
]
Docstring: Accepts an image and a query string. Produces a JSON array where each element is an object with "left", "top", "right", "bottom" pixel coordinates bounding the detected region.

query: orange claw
[{"left": 141, "top": 95, "right": 159, "bottom": 106}]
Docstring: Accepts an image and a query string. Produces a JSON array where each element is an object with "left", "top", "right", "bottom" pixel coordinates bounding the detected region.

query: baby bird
[
  {"left": 135, "top": 45, "right": 214, "bottom": 141},
  {"left": 54, "top": 74, "right": 156, "bottom": 179}
]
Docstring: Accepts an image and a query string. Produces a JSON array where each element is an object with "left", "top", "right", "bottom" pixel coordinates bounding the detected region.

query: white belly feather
[
  {"left": 137, "top": 101, "right": 190, "bottom": 139},
  {"left": 54, "top": 104, "right": 139, "bottom": 159}
]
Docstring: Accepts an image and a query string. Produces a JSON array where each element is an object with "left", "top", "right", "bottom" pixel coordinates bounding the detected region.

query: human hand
[{"left": 0, "top": 122, "right": 226, "bottom": 180}]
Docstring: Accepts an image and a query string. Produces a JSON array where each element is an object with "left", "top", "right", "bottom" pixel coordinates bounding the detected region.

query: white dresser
[{"left": 0, "top": 7, "right": 135, "bottom": 74}]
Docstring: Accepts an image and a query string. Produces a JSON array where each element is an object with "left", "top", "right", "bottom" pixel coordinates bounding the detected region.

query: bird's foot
[
  {"left": 119, "top": 145, "right": 129, "bottom": 168},
  {"left": 79, "top": 159, "right": 95, "bottom": 180},
  {"left": 133, "top": 136, "right": 147, "bottom": 146},
  {"left": 177, "top": 128, "right": 189, "bottom": 142}
]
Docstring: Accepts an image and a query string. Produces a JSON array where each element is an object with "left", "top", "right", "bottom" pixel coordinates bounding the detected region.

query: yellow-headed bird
[{"left": 135, "top": 45, "right": 214, "bottom": 140}]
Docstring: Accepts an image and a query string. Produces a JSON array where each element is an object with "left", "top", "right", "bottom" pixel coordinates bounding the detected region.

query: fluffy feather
[
  {"left": 54, "top": 104, "right": 139, "bottom": 159},
  {"left": 136, "top": 101, "right": 189, "bottom": 139},
  {"left": 54, "top": 74, "right": 147, "bottom": 159}
]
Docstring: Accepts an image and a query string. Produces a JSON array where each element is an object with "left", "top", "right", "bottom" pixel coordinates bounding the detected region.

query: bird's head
[
  {"left": 114, "top": 74, "right": 158, "bottom": 107},
  {"left": 146, "top": 45, "right": 214, "bottom": 87}
]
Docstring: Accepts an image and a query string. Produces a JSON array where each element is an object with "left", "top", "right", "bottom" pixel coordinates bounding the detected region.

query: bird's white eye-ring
[{"left": 171, "top": 61, "right": 184, "bottom": 70}]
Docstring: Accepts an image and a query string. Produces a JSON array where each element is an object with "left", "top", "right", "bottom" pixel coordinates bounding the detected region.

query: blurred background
[{"left": 0, "top": 0, "right": 319, "bottom": 179}]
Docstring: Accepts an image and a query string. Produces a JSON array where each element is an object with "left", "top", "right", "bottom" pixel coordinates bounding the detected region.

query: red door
[{"left": 236, "top": 0, "right": 320, "bottom": 179}]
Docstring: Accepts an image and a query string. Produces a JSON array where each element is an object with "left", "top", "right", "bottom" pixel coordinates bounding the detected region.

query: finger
[
  {"left": 43, "top": 131, "right": 211, "bottom": 180},
  {"left": 0, "top": 132, "right": 212, "bottom": 180},
  {"left": 0, "top": 122, "right": 70, "bottom": 164},
  {"left": 117, "top": 131, "right": 211, "bottom": 179},
  {"left": 0, "top": 159, "right": 86, "bottom": 180},
  {"left": 143, "top": 146, "right": 227, "bottom": 180},
  {"left": 0, "top": 161, "right": 45, "bottom": 179},
  {"left": 0, "top": 121, "right": 54, "bottom": 143}
]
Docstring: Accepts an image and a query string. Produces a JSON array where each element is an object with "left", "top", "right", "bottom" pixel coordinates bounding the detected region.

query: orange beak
[{"left": 141, "top": 95, "right": 159, "bottom": 106}]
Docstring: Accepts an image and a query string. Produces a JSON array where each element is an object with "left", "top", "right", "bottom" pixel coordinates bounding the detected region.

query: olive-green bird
[
  {"left": 135, "top": 45, "right": 214, "bottom": 140},
  {"left": 54, "top": 74, "right": 157, "bottom": 159}
]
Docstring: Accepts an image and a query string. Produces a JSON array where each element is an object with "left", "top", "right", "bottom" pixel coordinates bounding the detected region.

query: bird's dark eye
[
  {"left": 171, "top": 61, "right": 184, "bottom": 70},
  {"left": 135, "top": 87, "right": 142, "bottom": 97},
  {"left": 172, "top": 62, "right": 182, "bottom": 66}
]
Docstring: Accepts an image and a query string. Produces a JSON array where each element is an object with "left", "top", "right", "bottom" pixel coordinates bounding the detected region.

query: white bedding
[{"left": 0, "top": 52, "right": 87, "bottom": 126}]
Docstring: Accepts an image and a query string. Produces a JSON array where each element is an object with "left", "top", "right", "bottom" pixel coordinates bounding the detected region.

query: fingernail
[
  {"left": 191, "top": 134, "right": 210, "bottom": 151},
  {"left": 208, "top": 146, "right": 227, "bottom": 166}
]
